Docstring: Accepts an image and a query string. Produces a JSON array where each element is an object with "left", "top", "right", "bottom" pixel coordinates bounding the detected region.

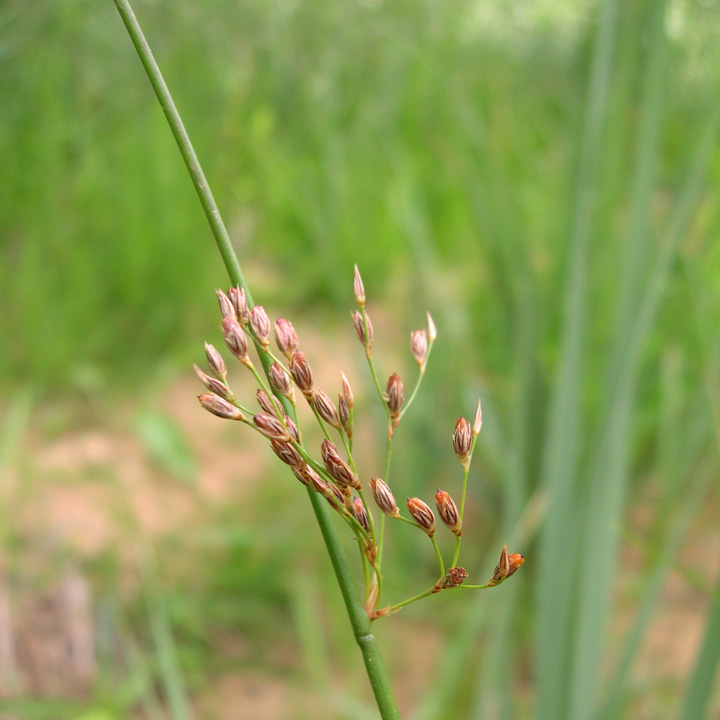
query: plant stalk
[{"left": 111, "top": 1, "right": 400, "bottom": 716}]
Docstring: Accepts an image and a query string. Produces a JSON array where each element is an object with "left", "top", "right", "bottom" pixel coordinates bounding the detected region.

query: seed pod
[
  {"left": 253, "top": 412, "right": 291, "bottom": 441},
  {"left": 228, "top": 286, "right": 250, "bottom": 326},
  {"left": 313, "top": 389, "right": 341, "bottom": 429},
  {"left": 453, "top": 417, "right": 472, "bottom": 464},
  {"left": 274, "top": 318, "right": 299, "bottom": 358},
  {"left": 204, "top": 343, "right": 227, "bottom": 381},
  {"left": 434, "top": 489, "right": 461, "bottom": 536},
  {"left": 284, "top": 415, "right": 300, "bottom": 443},
  {"left": 221, "top": 316, "right": 249, "bottom": 363},
  {"left": 269, "top": 362, "right": 294, "bottom": 400},
  {"left": 270, "top": 439, "right": 304, "bottom": 468},
  {"left": 385, "top": 373, "right": 404, "bottom": 420},
  {"left": 193, "top": 364, "right": 234, "bottom": 402},
  {"left": 198, "top": 394, "right": 243, "bottom": 421},
  {"left": 256, "top": 388, "right": 278, "bottom": 417},
  {"left": 321, "top": 439, "right": 360, "bottom": 489},
  {"left": 473, "top": 397, "right": 483, "bottom": 437},
  {"left": 352, "top": 498, "right": 371, "bottom": 533},
  {"left": 352, "top": 311, "right": 373, "bottom": 350},
  {"left": 370, "top": 478, "right": 400, "bottom": 518},
  {"left": 353, "top": 264, "right": 365, "bottom": 306},
  {"left": 216, "top": 289, "right": 235, "bottom": 319},
  {"left": 410, "top": 330, "right": 428, "bottom": 369},
  {"left": 507, "top": 553, "right": 524, "bottom": 578},
  {"left": 250, "top": 305, "right": 271, "bottom": 347},
  {"left": 406, "top": 497, "right": 436, "bottom": 537},
  {"left": 426, "top": 311, "right": 437, "bottom": 343},
  {"left": 290, "top": 351, "right": 314, "bottom": 398},
  {"left": 437, "top": 567, "right": 468, "bottom": 589},
  {"left": 488, "top": 545, "right": 524, "bottom": 586},
  {"left": 340, "top": 372, "right": 354, "bottom": 409},
  {"left": 305, "top": 466, "right": 329, "bottom": 495},
  {"left": 291, "top": 465, "right": 312, "bottom": 487},
  {"left": 338, "top": 394, "right": 351, "bottom": 437}
]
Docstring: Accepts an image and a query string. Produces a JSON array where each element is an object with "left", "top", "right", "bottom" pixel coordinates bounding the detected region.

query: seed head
[
  {"left": 410, "top": 330, "right": 428, "bottom": 369},
  {"left": 352, "top": 497, "right": 371, "bottom": 533},
  {"left": 221, "top": 316, "right": 249, "bottom": 363},
  {"left": 385, "top": 373, "right": 404, "bottom": 420},
  {"left": 313, "top": 389, "right": 341, "bottom": 429},
  {"left": 406, "top": 497, "right": 436, "bottom": 537},
  {"left": 370, "top": 478, "right": 400, "bottom": 518},
  {"left": 453, "top": 417, "right": 472, "bottom": 464},
  {"left": 253, "top": 412, "right": 291, "bottom": 441},
  {"left": 274, "top": 318, "right": 299, "bottom": 359},
  {"left": 256, "top": 388, "right": 278, "bottom": 416},
  {"left": 204, "top": 343, "right": 227, "bottom": 381},
  {"left": 269, "top": 362, "right": 294, "bottom": 400},
  {"left": 193, "top": 364, "right": 234, "bottom": 402},
  {"left": 249, "top": 305, "right": 271, "bottom": 347},
  {"left": 438, "top": 566, "right": 468, "bottom": 589},
  {"left": 228, "top": 286, "right": 250, "bottom": 326},
  {"left": 216, "top": 289, "right": 235, "bottom": 319},
  {"left": 352, "top": 311, "right": 373, "bottom": 350},
  {"left": 290, "top": 351, "right": 314, "bottom": 398},
  {"left": 321, "top": 439, "right": 360, "bottom": 489},
  {"left": 434, "top": 489, "right": 461, "bottom": 536},
  {"left": 198, "top": 394, "right": 243, "bottom": 421},
  {"left": 270, "top": 439, "right": 304, "bottom": 468},
  {"left": 353, "top": 264, "right": 366, "bottom": 306}
]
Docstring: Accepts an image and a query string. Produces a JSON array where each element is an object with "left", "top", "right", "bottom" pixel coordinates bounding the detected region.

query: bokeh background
[{"left": 1, "top": 0, "right": 719, "bottom": 718}]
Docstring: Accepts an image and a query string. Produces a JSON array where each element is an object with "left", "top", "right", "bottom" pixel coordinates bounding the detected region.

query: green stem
[{"left": 111, "top": 2, "right": 400, "bottom": 717}]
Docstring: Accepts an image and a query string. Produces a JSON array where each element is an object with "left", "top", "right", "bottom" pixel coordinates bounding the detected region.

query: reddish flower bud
[
  {"left": 249, "top": 305, "right": 271, "bottom": 347},
  {"left": 228, "top": 286, "right": 250, "bottom": 326},
  {"left": 473, "top": 397, "right": 483, "bottom": 437},
  {"left": 270, "top": 439, "right": 304, "bottom": 468},
  {"left": 216, "top": 289, "right": 235, "bottom": 319},
  {"left": 204, "top": 342, "right": 227, "bottom": 381},
  {"left": 269, "top": 362, "right": 294, "bottom": 400},
  {"left": 256, "top": 388, "right": 278, "bottom": 416},
  {"left": 340, "top": 372, "right": 354, "bottom": 409},
  {"left": 370, "top": 478, "right": 400, "bottom": 518},
  {"left": 352, "top": 497, "right": 371, "bottom": 533},
  {"left": 385, "top": 373, "right": 404, "bottom": 419},
  {"left": 253, "top": 412, "right": 291, "bottom": 441},
  {"left": 284, "top": 415, "right": 300, "bottom": 443},
  {"left": 353, "top": 264, "right": 365, "bottom": 306},
  {"left": 410, "top": 330, "right": 428, "bottom": 369},
  {"left": 338, "top": 394, "right": 351, "bottom": 437},
  {"left": 352, "top": 311, "right": 373, "bottom": 350},
  {"left": 274, "top": 318, "right": 299, "bottom": 358},
  {"left": 406, "top": 497, "right": 436, "bottom": 537},
  {"left": 193, "top": 364, "right": 234, "bottom": 402},
  {"left": 198, "top": 394, "right": 243, "bottom": 421},
  {"left": 321, "top": 439, "right": 360, "bottom": 489},
  {"left": 453, "top": 417, "right": 472, "bottom": 464},
  {"left": 313, "top": 389, "right": 341, "bottom": 429},
  {"left": 290, "top": 351, "right": 314, "bottom": 398},
  {"left": 221, "top": 316, "right": 249, "bottom": 363},
  {"left": 434, "top": 489, "right": 461, "bottom": 536},
  {"left": 291, "top": 464, "right": 313, "bottom": 487},
  {"left": 488, "top": 545, "right": 524, "bottom": 586}
]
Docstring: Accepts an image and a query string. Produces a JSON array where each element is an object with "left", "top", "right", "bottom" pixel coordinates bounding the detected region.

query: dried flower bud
[
  {"left": 410, "top": 330, "right": 428, "bottom": 369},
  {"left": 204, "top": 342, "right": 227, "bottom": 381},
  {"left": 488, "top": 545, "right": 524, "bottom": 586},
  {"left": 352, "top": 311, "right": 373, "bottom": 350},
  {"left": 434, "top": 489, "right": 461, "bottom": 536},
  {"left": 427, "top": 312, "right": 437, "bottom": 343},
  {"left": 453, "top": 417, "right": 472, "bottom": 464},
  {"left": 256, "top": 389, "right": 278, "bottom": 416},
  {"left": 198, "top": 393, "right": 243, "bottom": 420},
  {"left": 353, "top": 264, "right": 365, "bottom": 306},
  {"left": 216, "top": 289, "right": 235, "bottom": 319},
  {"left": 249, "top": 305, "right": 271, "bottom": 347},
  {"left": 269, "top": 362, "right": 294, "bottom": 400},
  {"left": 305, "top": 466, "right": 329, "bottom": 495},
  {"left": 253, "top": 412, "right": 291, "bottom": 441},
  {"left": 437, "top": 566, "right": 468, "bottom": 589},
  {"left": 313, "top": 389, "right": 341, "bottom": 429},
  {"left": 193, "top": 364, "right": 234, "bottom": 402},
  {"left": 352, "top": 498, "right": 371, "bottom": 533},
  {"left": 385, "top": 373, "right": 404, "bottom": 420},
  {"left": 274, "top": 318, "right": 299, "bottom": 358},
  {"left": 338, "top": 394, "right": 351, "bottom": 436},
  {"left": 270, "top": 439, "right": 304, "bottom": 468},
  {"left": 290, "top": 351, "right": 314, "bottom": 398},
  {"left": 291, "top": 465, "right": 312, "bottom": 487},
  {"left": 507, "top": 553, "right": 524, "bottom": 578},
  {"left": 321, "top": 439, "right": 360, "bottom": 489},
  {"left": 370, "top": 478, "right": 400, "bottom": 518},
  {"left": 284, "top": 415, "right": 300, "bottom": 443},
  {"left": 406, "top": 497, "right": 436, "bottom": 537},
  {"left": 327, "top": 482, "right": 348, "bottom": 509},
  {"left": 228, "top": 286, "right": 250, "bottom": 326},
  {"left": 340, "top": 372, "right": 354, "bottom": 409},
  {"left": 221, "top": 316, "right": 249, "bottom": 363},
  {"left": 473, "top": 397, "right": 483, "bottom": 436}
]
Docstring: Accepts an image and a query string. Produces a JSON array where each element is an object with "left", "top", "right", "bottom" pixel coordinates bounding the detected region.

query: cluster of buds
[{"left": 195, "top": 267, "right": 524, "bottom": 620}]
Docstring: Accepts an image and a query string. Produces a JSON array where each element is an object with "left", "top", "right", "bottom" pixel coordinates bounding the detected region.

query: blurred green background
[{"left": 1, "top": 0, "right": 719, "bottom": 718}]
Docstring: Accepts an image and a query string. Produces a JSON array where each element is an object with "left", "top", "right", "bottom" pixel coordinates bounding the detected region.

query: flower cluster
[{"left": 195, "top": 266, "right": 523, "bottom": 619}]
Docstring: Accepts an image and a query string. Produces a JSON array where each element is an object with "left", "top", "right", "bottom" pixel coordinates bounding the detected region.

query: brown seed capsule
[
  {"left": 249, "top": 305, "right": 271, "bottom": 347},
  {"left": 274, "top": 318, "right": 299, "bottom": 358},
  {"left": 221, "top": 316, "right": 249, "bottom": 363},
  {"left": 290, "top": 351, "right": 313, "bottom": 398},
  {"left": 406, "top": 497, "right": 436, "bottom": 537},
  {"left": 434, "top": 489, "right": 461, "bottom": 536},
  {"left": 426, "top": 311, "right": 437, "bottom": 343},
  {"left": 204, "top": 342, "right": 227, "bottom": 381},
  {"left": 321, "top": 439, "right": 360, "bottom": 489},
  {"left": 370, "top": 478, "right": 400, "bottom": 518},
  {"left": 353, "top": 264, "right": 365, "bottom": 306},
  {"left": 270, "top": 439, "right": 304, "bottom": 468},
  {"left": 385, "top": 373, "right": 404, "bottom": 419},
  {"left": 437, "top": 566, "right": 468, "bottom": 589},
  {"left": 269, "top": 362, "right": 294, "bottom": 400},
  {"left": 193, "top": 364, "right": 234, "bottom": 402},
  {"left": 473, "top": 397, "right": 483, "bottom": 437},
  {"left": 340, "top": 372, "right": 354, "bottom": 409},
  {"left": 256, "top": 388, "right": 278, "bottom": 417},
  {"left": 198, "top": 394, "right": 243, "bottom": 421},
  {"left": 228, "top": 286, "right": 250, "bottom": 326},
  {"left": 253, "top": 412, "right": 291, "bottom": 441},
  {"left": 352, "top": 311, "right": 373, "bottom": 350},
  {"left": 453, "top": 417, "right": 472, "bottom": 463},
  {"left": 313, "top": 389, "right": 341, "bottom": 429},
  {"left": 352, "top": 497, "right": 371, "bottom": 533},
  {"left": 410, "top": 330, "right": 428, "bottom": 369},
  {"left": 216, "top": 289, "right": 235, "bottom": 319},
  {"left": 488, "top": 545, "right": 524, "bottom": 586}
]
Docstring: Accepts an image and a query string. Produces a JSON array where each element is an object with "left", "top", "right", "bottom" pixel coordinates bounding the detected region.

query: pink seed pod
[
  {"left": 270, "top": 439, "right": 304, "bottom": 468},
  {"left": 353, "top": 264, "right": 365, "bottom": 306},
  {"left": 321, "top": 439, "right": 360, "bottom": 489},
  {"left": 284, "top": 415, "right": 300, "bottom": 443},
  {"left": 228, "top": 286, "right": 250, "bottom": 326},
  {"left": 406, "top": 497, "right": 436, "bottom": 537},
  {"left": 216, "top": 289, "right": 235, "bottom": 319},
  {"left": 340, "top": 372, "right": 354, "bottom": 409},
  {"left": 352, "top": 498, "right": 371, "bottom": 533},
  {"left": 313, "top": 389, "right": 341, "bottom": 429},
  {"left": 426, "top": 312, "right": 437, "bottom": 343},
  {"left": 453, "top": 417, "right": 472, "bottom": 461},
  {"left": 274, "top": 318, "right": 299, "bottom": 358},
  {"left": 253, "top": 412, "right": 291, "bottom": 441},
  {"left": 221, "top": 316, "right": 249, "bottom": 363},
  {"left": 473, "top": 397, "right": 483, "bottom": 437},
  {"left": 249, "top": 305, "right": 271, "bottom": 347},
  {"left": 352, "top": 311, "right": 373, "bottom": 350},
  {"left": 385, "top": 373, "right": 404, "bottom": 420},
  {"left": 204, "top": 342, "right": 227, "bottom": 381},
  {"left": 338, "top": 394, "right": 351, "bottom": 437},
  {"left": 198, "top": 394, "right": 243, "bottom": 421},
  {"left": 410, "top": 330, "right": 428, "bottom": 369},
  {"left": 256, "top": 388, "right": 278, "bottom": 417},
  {"left": 370, "top": 478, "right": 400, "bottom": 518},
  {"left": 193, "top": 364, "right": 234, "bottom": 402},
  {"left": 434, "top": 490, "right": 461, "bottom": 536},
  {"left": 290, "top": 351, "right": 314, "bottom": 398}
]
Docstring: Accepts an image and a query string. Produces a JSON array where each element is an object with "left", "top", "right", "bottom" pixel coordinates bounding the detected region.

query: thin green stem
[
  {"left": 111, "top": 3, "right": 399, "bottom": 716},
  {"left": 387, "top": 584, "right": 440, "bottom": 613},
  {"left": 431, "top": 536, "right": 445, "bottom": 577}
]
